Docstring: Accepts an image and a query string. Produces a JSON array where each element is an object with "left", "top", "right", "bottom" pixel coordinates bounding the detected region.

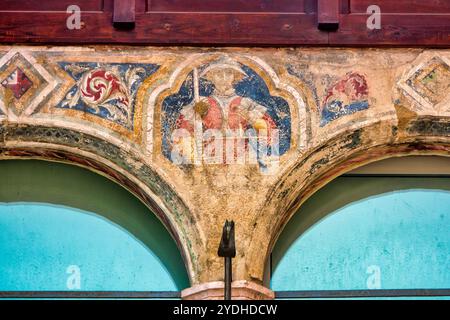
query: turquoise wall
[
  {"left": 271, "top": 179, "right": 450, "bottom": 292},
  {"left": 0, "top": 203, "right": 177, "bottom": 291},
  {"left": 0, "top": 160, "right": 189, "bottom": 291}
]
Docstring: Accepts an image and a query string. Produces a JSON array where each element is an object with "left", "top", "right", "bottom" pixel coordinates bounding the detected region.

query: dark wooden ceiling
[{"left": 0, "top": 0, "right": 449, "bottom": 46}]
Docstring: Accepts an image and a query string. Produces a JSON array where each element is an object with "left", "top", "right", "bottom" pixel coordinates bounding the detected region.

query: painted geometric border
[
  {"left": 0, "top": 49, "right": 57, "bottom": 120},
  {"left": 398, "top": 53, "right": 450, "bottom": 116}
]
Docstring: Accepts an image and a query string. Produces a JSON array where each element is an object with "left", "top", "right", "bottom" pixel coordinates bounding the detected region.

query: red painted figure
[{"left": 173, "top": 65, "right": 277, "bottom": 164}]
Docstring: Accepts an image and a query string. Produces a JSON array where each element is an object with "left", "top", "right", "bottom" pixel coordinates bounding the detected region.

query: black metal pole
[
  {"left": 224, "top": 256, "right": 232, "bottom": 300},
  {"left": 218, "top": 220, "right": 236, "bottom": 301}
]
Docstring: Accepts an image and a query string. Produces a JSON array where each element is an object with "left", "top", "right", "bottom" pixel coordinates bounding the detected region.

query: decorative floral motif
[
  {"left": 79, "top": 69, "right": 129, "bottom": 107},
  {"left": 58, "top": 62, "right": 159, "bottom": 129},
  {"left": 320, "top": 72, "right": 369, "bottom": 126}
]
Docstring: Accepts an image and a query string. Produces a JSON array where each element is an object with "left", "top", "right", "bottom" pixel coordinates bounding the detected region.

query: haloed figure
[{"left": 173, "top": 62, "right": 278, "bottom": 165}]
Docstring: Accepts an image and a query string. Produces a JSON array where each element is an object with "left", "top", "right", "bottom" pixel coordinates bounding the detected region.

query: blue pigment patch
[
  {"left": 58, "top": 62, "right": 159, "bottom": 129},
  {"left": 161, "top": 63, "right": 292, "bottom": 166}
]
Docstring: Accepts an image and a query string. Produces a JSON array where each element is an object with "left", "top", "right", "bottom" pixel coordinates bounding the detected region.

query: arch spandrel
[
  {"left": 0, "top": 46, "right": 449, "bottom": 284},
  {"left": 243, "top": 49, "right": 450, "bottom": 282}
]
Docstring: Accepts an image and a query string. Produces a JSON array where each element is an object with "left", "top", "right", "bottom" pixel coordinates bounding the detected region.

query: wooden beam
[
  {"left": 0, "top": 0, "right": 449, "bottom": 46},
  {"left": 330, "top": 13, "right": 450, "bottom": 46},
  {"left": 317, "top": 0, "right": 339, "bottom": 31},
  {"left": 113, "top": 0, "right": 135, "bottom": 30}
]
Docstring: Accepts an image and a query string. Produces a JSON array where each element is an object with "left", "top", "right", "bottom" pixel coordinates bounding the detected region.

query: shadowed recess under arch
[
  {"left": 271, "top": 176, "right": 450, "bottom": 291},
  {"left": 0, "top": 159, "right": 190, "bottom": 291}
]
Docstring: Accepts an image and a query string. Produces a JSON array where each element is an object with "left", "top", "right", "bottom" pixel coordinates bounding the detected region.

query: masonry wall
[{"left": 0, "top": 46, "right": 449, "bottom": 294}]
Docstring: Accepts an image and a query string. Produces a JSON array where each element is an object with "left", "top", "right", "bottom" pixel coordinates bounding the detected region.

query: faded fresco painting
[
  {"left": 398, "top": 54, "right": 450, "bottom": 116},
  {"left": 0, "top": 51, "right": 57, "bottom": 117},
  {"left": 1, "top": 67, "right": 32, "bottom": 99},
  {"left": 320, "top": 72, "right": 369, "bottom": 126},
  {"left": 58, "top": 62, "right": 159, "bottom": 129},
  {"left": 161, "top": 57, "right": 291, "bottom": 170}
]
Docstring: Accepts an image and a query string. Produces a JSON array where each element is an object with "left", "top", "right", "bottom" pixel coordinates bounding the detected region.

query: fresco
[
  {"left": 1, "top": 67, "right": 33, "bottom": 99},
  {"left": 161, "top": 57, "right": 291, "bottom": 170},
  {"left": 0, "top": 51, "right": 57, "bottom": 117},
  {"left": 0, "top": 46, "right": 449, "bottom": 289},
  {"left": 399, "top": 54, "right": 450, "bottom": 116},
  {"left": 58, "top": 62, "right": 159, "bottom": 129},
  {"left": 320, "top": 72, "right": 369, "bottom": 126}
]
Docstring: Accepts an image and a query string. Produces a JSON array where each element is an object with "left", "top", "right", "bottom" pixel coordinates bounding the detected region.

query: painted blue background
[
  {"left": 320, "top": 100, "right": 369, "bottom": 126},
  {"left": 58, "top": 62, "right": 159, "bottom": 129},
  {"left": 161, "top": 64, "right": 291, "bottom": 161}
]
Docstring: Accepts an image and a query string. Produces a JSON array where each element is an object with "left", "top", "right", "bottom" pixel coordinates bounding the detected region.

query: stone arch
[
  {"left": 0, "top": 121, "right": 204, "bottom": 285},
  {"left": 244, "top": 114, "right": 450, "bottom": 283}
]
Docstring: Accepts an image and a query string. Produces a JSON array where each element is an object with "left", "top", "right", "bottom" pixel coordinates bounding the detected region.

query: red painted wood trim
[
  {"left": 330, "top": 13, "right": 450, "bottom": 46},
  {"left": 340, "top": 0, "right": 351, "bottom": 14},
  {"left": 0, "top": 0, "right": 448, "bottom": 46},
  {"left": 113, "top": 0, "right": 135, "bottom": 29},
  {"left": 0, "top": 12, "right": 328, "bottom": 45},
  {"left": 146, "top": 0, "right": 308, "bottom": 13},
  {"left": 318, "top": 0, "right": 339, "bottom": 31},
  {"left": 349, "top": 0, "right": 450, "bottom": 13},
  {"left": 0, "top": 0, "right": 103, "bottom": 11}
]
